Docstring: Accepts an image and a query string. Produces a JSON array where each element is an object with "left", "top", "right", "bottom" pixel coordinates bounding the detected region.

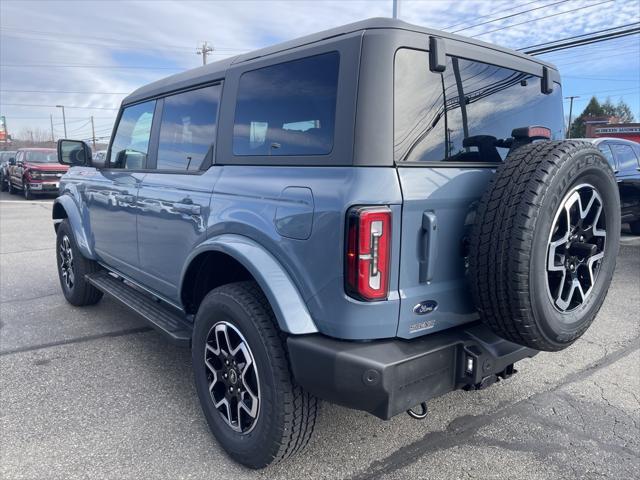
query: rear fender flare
[{"left": 182, "top": 234, "right": 317, "bottom": 335}]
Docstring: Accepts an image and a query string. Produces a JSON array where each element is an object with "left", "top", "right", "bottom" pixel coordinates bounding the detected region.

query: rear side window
[
  {"left": 157, "top": 85, "right": 221, "bottom": 171},
  {"left": 109, "top": 101, "right": 155, "bottom": 169},
  {"left": 597, "top": 144, "right": 616, "bottom": 169},
  {"left": 611, "top": 144, "right": 639, "bottom": 172},
  {"left": 394, "top": 49, "right": 563, "bottom": 163},
  {"left": 233, "top": 52, "right": 339, "bottom": 156}
]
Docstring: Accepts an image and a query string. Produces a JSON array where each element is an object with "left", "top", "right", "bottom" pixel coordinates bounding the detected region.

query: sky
[{"left": 0, "top": 0, "right": 639, "bottom": 143}]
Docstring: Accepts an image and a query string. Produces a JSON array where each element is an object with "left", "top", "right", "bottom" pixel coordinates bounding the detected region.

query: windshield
[{"left": 25, "top": 151, "right": 57, "bottom": 163}]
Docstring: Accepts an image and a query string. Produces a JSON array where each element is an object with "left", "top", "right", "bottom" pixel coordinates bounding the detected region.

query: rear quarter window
[
  {"left": 394, "top": 48, "right": 563, "bottom": 163},
  {"left": 233, "top": 52, "right": 339, "bottom": 156}
]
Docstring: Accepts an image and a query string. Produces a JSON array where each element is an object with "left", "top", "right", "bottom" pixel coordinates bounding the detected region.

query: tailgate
[{"left": 395, "top": 166, "right": 494, "bottom": 339}]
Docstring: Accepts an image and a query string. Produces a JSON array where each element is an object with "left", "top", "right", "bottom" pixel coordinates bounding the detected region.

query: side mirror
[
  {"left": 8, "top": 157, "right": 16, "bottom": 166},
  {"left": 57, "top": 139, "right": 92, "bottom": 166}
]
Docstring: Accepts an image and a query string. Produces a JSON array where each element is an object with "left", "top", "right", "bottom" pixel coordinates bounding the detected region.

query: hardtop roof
[{"left": 123, "top": 17, "right": 558, "bottom": 105}]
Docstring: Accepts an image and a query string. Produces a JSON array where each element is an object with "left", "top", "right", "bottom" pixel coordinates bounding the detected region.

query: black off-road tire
[
  {"left": 192, "top": 281, "right": 318, "bottom": 469},
  {"left": 23, "top": 182, "right": 32, "bottom": 200},
  {"left": 629, "top": 220, "right": 640, "bottom": 235},
  {"left": 56, "top": 219, "right": 103, "bottom": 306},
  {"left": 469, "top": 141, "right": 620, "bottom": 352}
]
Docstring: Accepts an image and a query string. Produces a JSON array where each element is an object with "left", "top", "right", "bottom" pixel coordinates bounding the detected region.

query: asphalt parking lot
[{"left": 0, "top": 190, "right": 639, "bottom": 480}]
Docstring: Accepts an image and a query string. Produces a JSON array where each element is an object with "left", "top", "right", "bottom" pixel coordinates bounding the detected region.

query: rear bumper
[{"left": 287, "top": 321, "right": 537, "bottom": 420}]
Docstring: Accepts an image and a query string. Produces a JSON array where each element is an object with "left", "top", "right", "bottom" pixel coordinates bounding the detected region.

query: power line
[
  {"left": 523, "top": 27, "right": 640, "bottom": 54},
  {"left": 563, "top": 86, "right": 639, "bottom": 96},
  {"left": 451, "top": 0, "right": 573, "bottom": 34},
  {"left": 518, "top": 21, "right": 640, "bottom": 51},
  {"left": 1, "top": 63, "right": 181, "bottom": 70},
  {"left": 0, "top": 26, "right": 249, "bottom": 53},
  {"left": 1, "top": 103, "right": 118, "bottom": 110},
  {"left": 441, "top": 0, "right": 541, "bottom": 30},
  {"left": 1, "top": 89, "right": 129, "bottom": 94},
  {"left": 471, "top": 0, "right": 614, "bottom": 37},
  {"left": 563, "top": 75, "right": 640, "bottom": 82},
  {"left": 553, "top": 49, "right": 639, "bottom": 67}
]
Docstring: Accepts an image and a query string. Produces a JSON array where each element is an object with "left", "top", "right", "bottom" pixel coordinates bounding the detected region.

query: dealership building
[{"left": 585, "top": 116, "right": 640, "bottom": 143}]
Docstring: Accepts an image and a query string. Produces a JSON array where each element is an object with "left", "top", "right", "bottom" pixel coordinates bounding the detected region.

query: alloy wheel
[
  {"left": 204, "top": 321, "right": 260, "bottom": 433},
  {"left": 546, "top": 183, "right": 606, "bottom": 313},
  {"left": 59, "top": 235, "right": 75, "bottom": 290}
]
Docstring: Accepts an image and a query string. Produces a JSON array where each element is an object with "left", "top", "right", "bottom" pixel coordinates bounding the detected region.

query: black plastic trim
[{"left": 288, "top": 321, "right": 537, "bottom": 420}]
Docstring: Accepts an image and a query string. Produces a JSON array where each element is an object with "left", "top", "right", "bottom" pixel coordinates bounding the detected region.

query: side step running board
[{"left": 86, "top": 271, "right": 192, "bottom": 347}]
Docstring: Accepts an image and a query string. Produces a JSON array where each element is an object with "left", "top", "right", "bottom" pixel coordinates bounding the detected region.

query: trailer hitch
[{"left": 407, "top": 402, "right": 428, "bottom": 420}]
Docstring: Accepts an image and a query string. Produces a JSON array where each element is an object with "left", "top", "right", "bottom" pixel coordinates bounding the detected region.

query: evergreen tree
[
  {"left": 569, "top": 96, "right": 603, "bottom": 138},
  {"left": 615, "top": 99, "right": 635, "bottom": 123},
  {"left": 568, "top": 96, "right": 636, "bottom": 138}
]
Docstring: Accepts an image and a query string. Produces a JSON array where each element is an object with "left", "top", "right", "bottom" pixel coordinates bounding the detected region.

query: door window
[
  {"left": 233, "top": 52, "right": 339, "bottom": 156},
  {"left": 394, "top": 49, "right": 564, "bottom": 163},
  {"left": 597, "top": 143, "right": 616, "bottom": 170},
  {"left": 108, "top": 101, "right": 155, "bottom": 169},
  {"left": 156, "top": 85, "right": 221, "bottom": 171},
  {"left": 611, "top": 144, "right": 639, "bottom": 172}
]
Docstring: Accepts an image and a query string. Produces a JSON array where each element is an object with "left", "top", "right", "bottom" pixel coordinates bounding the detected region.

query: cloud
[{"left": 1, "top": 0, "right": 638, "bottom": 139}]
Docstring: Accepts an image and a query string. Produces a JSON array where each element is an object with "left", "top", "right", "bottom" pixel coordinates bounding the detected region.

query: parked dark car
[
  {"left": 52, "top": 18, "right": 621, "bottom": 468},
  {"left": 7, "top": 148, "right": 68, "bottom": 199},
  {"left": 588, "top": 137, "right": 640, "bottom": 234},
  {"left": 0, "top": 150, "right": 17, "bottom": 191}
]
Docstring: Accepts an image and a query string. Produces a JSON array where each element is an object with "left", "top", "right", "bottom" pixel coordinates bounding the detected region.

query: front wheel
[
  {"left": 192, "top": 281, "right": 318, "bottom": 469},
  {"left": 56, "top": 219, "right": 103, "bottom": 306}
]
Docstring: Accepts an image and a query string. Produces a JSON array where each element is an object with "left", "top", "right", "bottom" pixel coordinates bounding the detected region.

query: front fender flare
[
  {"left": 183, "top": 234, "right": 317, "bottom": 335},
  {"left": 53, "top": 195, "right": 95, "bottom": 260}
]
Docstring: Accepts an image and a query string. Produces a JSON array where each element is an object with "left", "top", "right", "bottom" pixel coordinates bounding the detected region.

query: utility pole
[
  {"left": 565, "top": 96, "right": 580, "bottom": 138},
  {"left": 197, "top": 41, "right": 214, "bottom": 65},
  {"left": 392, "top": 0, "right": 400, "bottom": 19},
  {"left": 56, "top": 105, "right": 67, "bottom": 138},
  {"left": 90, "top": 115, "right": 96, "bottom": 149},
  {"left": 50, "top": 114, "right": 55, "bottom": 142}
]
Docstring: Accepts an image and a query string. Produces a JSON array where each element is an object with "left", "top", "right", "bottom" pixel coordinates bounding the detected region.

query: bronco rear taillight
[{"left": 345, "top": 206, "right": 391, "bottom": 301}]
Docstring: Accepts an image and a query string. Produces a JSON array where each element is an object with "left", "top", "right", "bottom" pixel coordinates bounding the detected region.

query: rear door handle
[
  {"left": 419, "top": 211, "right": 438, "bottom": 283},
  {"left": 174, "top": 203, "right": 201, "bottom": 215}
]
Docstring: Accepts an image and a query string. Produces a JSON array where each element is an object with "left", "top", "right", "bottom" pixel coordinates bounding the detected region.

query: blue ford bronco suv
[{"left": 54, "top": 18, "right": 620, "bottom": 468}]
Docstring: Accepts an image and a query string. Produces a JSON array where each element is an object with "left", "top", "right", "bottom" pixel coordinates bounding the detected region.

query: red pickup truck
[{"left": 6, "top": 148, "right": 68, "bottom": 199}]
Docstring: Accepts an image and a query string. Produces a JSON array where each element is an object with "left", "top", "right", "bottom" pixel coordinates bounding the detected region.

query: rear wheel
[
  {"left": 56, "top": 219, "right": 103, "bottom": 306},
  {"left": 192, "top": 281, "right": 317, "bottom": 469},
  {"left": 469, "top": 141, "right": 620, "bottom": 351}
]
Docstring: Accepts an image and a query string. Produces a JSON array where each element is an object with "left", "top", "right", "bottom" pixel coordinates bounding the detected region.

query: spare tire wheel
[{"left": 469, "top": 140, "right": 621, "bottom": 352}]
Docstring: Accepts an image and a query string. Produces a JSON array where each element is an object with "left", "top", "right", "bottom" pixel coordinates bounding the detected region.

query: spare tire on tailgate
[{"left": 469, "top": 140, "right": 620, "bottom": 352}]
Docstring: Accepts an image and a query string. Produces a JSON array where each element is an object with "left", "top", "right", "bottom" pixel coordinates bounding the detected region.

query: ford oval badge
[{"left": 413, "top": 300, "right": 438, "bottom": 315}]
